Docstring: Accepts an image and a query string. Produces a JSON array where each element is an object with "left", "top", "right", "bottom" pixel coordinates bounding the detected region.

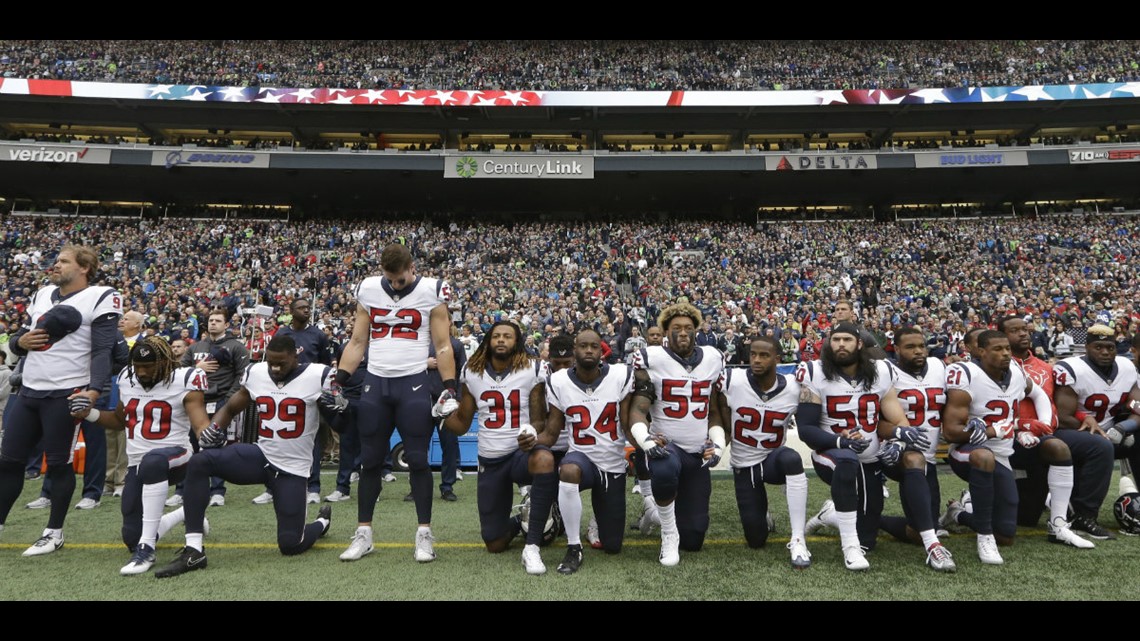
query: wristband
[
  {"left": 334, "top": 368, "right": 352, "bottom": 386},
  {"left": 442, "top": 379, "right": 458, "bottom": 393},
  {"left": 85, "top": 408, "right": 100, "bottom": 422},
  {"left": 1074, "top": 409, "right": 1089, "bottom": 422}
]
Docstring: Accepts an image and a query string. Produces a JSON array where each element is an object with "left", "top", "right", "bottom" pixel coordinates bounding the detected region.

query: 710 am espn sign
[{"left": 1070, "top": 148, "right": 1140, "bottom": 163}]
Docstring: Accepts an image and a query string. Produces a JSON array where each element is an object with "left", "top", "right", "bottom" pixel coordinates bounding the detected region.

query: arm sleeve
[
  {"left": 1027, "top": 382, "right": 1054, "bottom": 425},
  {"left": 795, "top": 403, "right": 837, "bottom": 452},
  {"left": 88, "top": 315, "right": 119, "bottom": 393},
  {"left": 8, "top": 326, "right": 29, "bottom": 357}
]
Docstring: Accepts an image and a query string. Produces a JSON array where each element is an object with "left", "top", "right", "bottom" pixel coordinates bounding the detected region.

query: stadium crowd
[
  {"left": 2, "top": 40, "right": 1139, "bottom": 91},
  {"left": 0, "top": 211, "right": 1138, "bottom": 369}
]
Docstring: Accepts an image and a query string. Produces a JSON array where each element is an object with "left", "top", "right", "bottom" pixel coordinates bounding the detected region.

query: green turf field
[{"left": 1, "top": 467, "right": 1136, "bottom": 601}]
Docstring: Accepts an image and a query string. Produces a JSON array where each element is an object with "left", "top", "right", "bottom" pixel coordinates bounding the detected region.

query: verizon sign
[{"left": 0, "top": 143, "right": 111, "bottom": 164}]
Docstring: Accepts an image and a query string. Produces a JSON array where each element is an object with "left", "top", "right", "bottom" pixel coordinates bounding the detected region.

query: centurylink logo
[{"left": 456, "top": 157, "right": 479, "bottom": 178}]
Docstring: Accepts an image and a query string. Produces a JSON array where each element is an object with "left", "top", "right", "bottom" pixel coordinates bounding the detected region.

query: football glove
[
  {"left": 1016, "top": 431, "right": 1040, "bottom": 449},
  {"left": 838, "top": 435, "right": 870, "bottom": 453},
  {"left": 701, "top": 439, "right": 722, "bottom": 469},
  {"left": 318, "top": 390, "right": 348, "bottom": 413},
  {"left": 68, "top": 395, "right": 93, "bottom": 415},
  {"left": 1018, "top": 418, "right": 1053, "bottom": 437},
  {"left": 992, "top": 418, "right": 1016, "bottom": 440},
  {"left": 876, "top": 440, "right": 902, "bottom": 467},
  {"left": 965, "top": 418, "right": 989, "bottom": 446},
  {"left": 199, "top": 423, "right": 227, "bottom": 449},
  {"left": 431, "top": 389, "right": 459, "bottom": 418},
  {"left": 893, "top": 425, "right": 931, "bottom": 450}
]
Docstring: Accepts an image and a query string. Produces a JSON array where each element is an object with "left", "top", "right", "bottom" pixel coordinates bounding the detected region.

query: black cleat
[
  {"left": 317, "top": 505, "right": 333, "bottom": 536},
  {"left": 155, "top": 546, "right": 208, "bottom": 578},
  {"left": 557, "top": 544, "right": 583, "bottom": 575},
  {"left": 1070, "top": 515, "right": 1116, "bottom": 540}
]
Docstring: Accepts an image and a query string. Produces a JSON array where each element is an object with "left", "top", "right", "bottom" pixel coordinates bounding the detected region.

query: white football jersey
[
  {"left": 546, "top": 363, "right": 634, "bottom": 474},
  {"left": 796, "top": 359, "right": 897, "bottom": 464},
  {"left": 461, "top": 360, "right": 544, "bottom": 459},
  {"left": 633, "top": 345, "right": 725, "bottom": 454},
  {"left": 893, "top": 357, "right": 947, "bottom": 464},
  {"left": 22, "top": 285, "right": 122, "bottom": 391},
  {"left": 119, "top": 366, "right": 208, "bottom": 467},
  {"left": 1053, "top": 356, "right": 1138, "bottom": 429},
  {"left": 721, "top": 369, "right": 799, "bottom": 469},
  {"left": 539, "top": 360, "right": 569, "bottom": 452},
  {"left": 243, "top": 362, "right": 333, "bottom": 477},
  {"left": 945, "top": 361, "right": 1026, "bottom": 466},
  {"left": 354, "top": 275, "right": 450, "bottom": 378}
]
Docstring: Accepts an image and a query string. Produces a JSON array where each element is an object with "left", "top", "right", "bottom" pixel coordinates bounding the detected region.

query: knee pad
[
  {"left": 776, "top": 448, "right": 804, "bottom": 475},
  {"left": 138, "top": 454, "right": 169, "bottom": 485}
]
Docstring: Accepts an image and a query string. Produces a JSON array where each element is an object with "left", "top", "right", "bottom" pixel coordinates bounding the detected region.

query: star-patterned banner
[{"left": 0, "top": 79, "right": 1138, "bottom": 106}]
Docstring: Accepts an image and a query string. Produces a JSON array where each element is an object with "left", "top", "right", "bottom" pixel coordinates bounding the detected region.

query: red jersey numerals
[
  {"left": 660, "top": 379, "right": 711, "bottom": 420},
  {"left": 825, "top": 394, "right": 881, "bottom": 433},
  {"left": 946, "top": 367, "right": 965, "bottom": 387},
  {"left": 189, "top": 371, "right": 208, "bottom": 391},
  {"left": 256, "top": 396, "right": 306, "bottom": 439},
  {"left": 1083, "top": 393, "right": 1130, "bottom": 423},
  {"left": 369, "top": 307, "right": 422, "bottom": 340},
  {"left": 481, "top": 389, "right": 521, "bottom": 429},
  {"left": 565, "top": 402, "right": 621, "bottom": 445},
  {"left": 733, "top": 408, "right": 789, "bottom": 449},
  {"left": 896, "top": 388, "right": 944, "bottom": 428},
  {"left": 982, "top": 399, "right": 1016, "bottom": 427},
  {"left": 124, "top": 398, "right": 173, "bottom": 440}
]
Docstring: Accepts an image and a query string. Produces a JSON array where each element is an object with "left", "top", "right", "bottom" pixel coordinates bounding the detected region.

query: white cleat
[
  {"left": 414, "top": 528, "right": 436, "bottom": 563},
  {"left": 306, "top": 492, "right": 320, "bottom": 505},
  {"left": 25, "top": 497, "right": 51, "bottom": 509},
  {"left": 340, "top": 526, "right": 374, "bottom": 561},
  {"left": 252, "top": 491, "right": 274, "bottom": 505},
  {"left": 805, "top": 499, "right": 835, "bottom": 535},
  {"left": 787, "top": 537, "right": 811, "bottom": 570},
  {"left": 74, "top": 497, "right": 101, "bottom": 510},
  {"left": 120, "top": 544, "right": 156, "bottom": 576},
  {"left": 925, "top": 542, "right": 957, "bottom": 573},
  {"left": 209, "top": 494, "right": 225, "bottom": 507},
  {"left": 521, "top": 543, "right": 546, "bottom": 575},
  {"left": 23, "top": 530, "right": 64, "bottom": 557},
  {"left": 381, "top": 473, "right": 396, "bottom": 483},
  {"left": 977, "top": 533, "right": 1004, "bottom": 564},
  {"left": 586, "top": 516, "right": 603, "bottom": 550},
  {"left": 324, "top": 490, "right": 351, "bottom": 502},
  {"left": 842, "top": 545, "right": 869, "bottom": 571},
  {"left": 165, "top": 494, "right": 183, "bottom": 507},
  {"left": 1047, "top": 517, "right": 1095, "bottom": 549},
  {"left": 960, "top": 489, "right": 973, "bottom": 513},
  {"left": 939, "top": 499, "right": 965, "bottom": 530},
  {"left": 659, "top": 529, "right": 680, "bottom": 567},
  {"left": 638, "top": 503, "right": 661, "bottom": 536}
]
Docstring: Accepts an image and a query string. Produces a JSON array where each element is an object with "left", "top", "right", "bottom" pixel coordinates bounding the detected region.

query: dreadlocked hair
[
  {"left": 129, "top": 335, "right": 178, "bottom": 390},
  {"left": 467, "top": 320, "right": 533, "bottom": 374}
]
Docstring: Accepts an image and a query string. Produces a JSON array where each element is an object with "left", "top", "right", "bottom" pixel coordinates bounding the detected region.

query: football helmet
[{"left": 1113, "top": 492, "right": 1140, "bottom": 535}]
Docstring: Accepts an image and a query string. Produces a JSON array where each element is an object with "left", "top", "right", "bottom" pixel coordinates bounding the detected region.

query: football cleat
[
  {"left": 805, "top": 499, "right": 835, "bottom": 535},
  {"left": 976, "top": 534, "right": 1003, "bottom": 565},
  {"left": 25, "top": 497, "right": 51, "bottom": 510},
  {"left": 1069, "top": 515, "right": 1116, "bottom": 541},
  {"left": 766, "top": 511, "right": 777, "bottom": 534},
  {"left": 22, "top": 531, "right": 64, "bottom": 556},
  {"left": 1047, "top": 517, "right": 1095, "bottom": 549},
  {"left": 164, "top": 493, "right": 183, "bottom": 507},
  {"left": 414, "top": 528, "right": 436, "bottom": 563},
  {"left": 324, "top": 490, "right": 351, "bottom": 502},
  {"left": 154, "top": 546, "right": 207, "bottom": 578},
  {"left": 939, "top": 499, "right": 965, "bottom": 530},
  {"left": 251, "top": 491, "right": 274, "bottom": 505},
  {"left": 959, "top": 489, "right": 973, "bottom": 513},
  {"left": 787, "top": 537, "right": 811, "bottom": 570},
  {"left": 842, "top": 545, "right": 869, "bottom": 571},
  {"left": 637, "top": 502, "right": 662, "bottom": 536},
  {"left": 381, "top": 473, "right": 396, "bottom": 483},
  {"left": 120, "top": 543, "right": 156, "bottom": 576},
  {"left": 659, "top": 529, "right": 681, "bottom": 567},
  {"left": 521, "top": 543, "right": 546, "bottom": 575},
  {"left": 557, "top": 544, "right": 584, "bottom": 575},
  {"left": 586, "top": 516, "right": 603, "bottom": 550},
  {"left": 925, "top": 542, "right": 956, "bottom": 573},
  {"left": 208, "top": 494, "right": 225, "bottom": 507},
  {"left": 306, "top": 492, "right": 320, "bottom": 505},
  {"left": 340, "top": 526, "right": 374, "bottom": 562},
  {"left": 317, "top": 505, "right": 332, "bottom": 536}
]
